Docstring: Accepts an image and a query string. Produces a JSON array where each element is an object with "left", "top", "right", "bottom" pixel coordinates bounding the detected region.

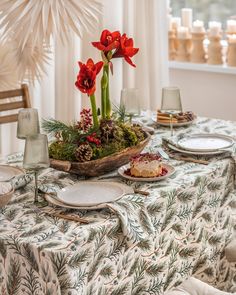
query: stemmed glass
[
  {"left": 160, "top": 86, "right": 182, "bottom": 136},
  {"left": 23, "top": 134, "right": 50, "bottom": 204},
  {"left": 120, "top": 88, "right": 141, "bottom": 122}
]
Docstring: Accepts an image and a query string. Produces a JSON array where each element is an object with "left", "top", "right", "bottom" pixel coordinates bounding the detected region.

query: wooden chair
[{"left": 0, "top": 84, "right": 31, "bottom": 124}]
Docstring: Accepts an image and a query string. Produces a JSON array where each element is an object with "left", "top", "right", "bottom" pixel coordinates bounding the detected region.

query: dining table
[{"left": 0, "top": 116, "right": 236, "bottom": 295}]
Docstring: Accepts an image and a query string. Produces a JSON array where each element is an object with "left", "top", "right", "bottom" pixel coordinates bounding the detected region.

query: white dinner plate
[
  {"left": 167, "top": 143, "right": 228, "bottom": 156},
  {"left": 45, "top": 193, "right": 108, "bottom": 210},
  {"left": 177, "top": 134, "right": 234, "bottom": 152},
  {"left": 151, "top": 115, "right": 196, "bottom": 127},
  {"left": 56, "top": 181, "right": 133, "bottom": 207},
  {"left": 0, "top": 165, "right": 24, "bottom": 182},
  {"left": 118, "top": 163, "right": 175, "bottom": 182}
]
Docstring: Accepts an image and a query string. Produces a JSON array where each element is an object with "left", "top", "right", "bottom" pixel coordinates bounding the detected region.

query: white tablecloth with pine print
[{"left": 0, "top": 117, "right": 236, "bottom": 295}]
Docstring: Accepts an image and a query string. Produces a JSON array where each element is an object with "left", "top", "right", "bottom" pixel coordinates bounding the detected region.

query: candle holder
[
  {"left": 190, "top": 32, "right": 206, "bottom": 63},
  {"left": 207, "top": 33, "right": 223, "bottom": 65},
  {"left": 226, "top": 31, "right": 236, "bottom": 36},
  {"left": 227, "top": 40, "right": 236, "bottom": 67},
  {"left": 175, "top": 37, "right": 191, "bottom": 62},
  {"left": 168, "top": 30, "right": 176, "bottom": 60}
]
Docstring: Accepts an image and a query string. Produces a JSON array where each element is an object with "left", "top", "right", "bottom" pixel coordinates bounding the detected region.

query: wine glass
[
  {"left": 120, "top": 88, "right": 141, "bottom": 122},
  {"left": 23, "top": 134, "right": 50, "bottom": 204},
  {"left": 17, "top": 108, "right": 40, "bottom": 139},
  {"left": 160, "top": 86, "right": 182, "bottom": 136}
]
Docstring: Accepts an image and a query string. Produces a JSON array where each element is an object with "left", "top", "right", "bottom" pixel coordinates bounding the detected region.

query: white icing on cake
[{"left": 130, "top": 153, "right": 162, "bottom": 178}]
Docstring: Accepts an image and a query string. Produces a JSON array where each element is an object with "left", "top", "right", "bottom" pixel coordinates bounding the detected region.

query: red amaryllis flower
[
  {"left": 92, "top": 29, "right": 120, "bottom": 52},
  {"left": 113, "top": 33, "right": 139, "bottom": 67},
  {"left": 75, "top": 58, "right": 103, "bottom": 96}
]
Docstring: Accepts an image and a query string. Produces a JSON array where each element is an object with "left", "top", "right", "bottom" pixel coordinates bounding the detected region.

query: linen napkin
[
  {"left": 11, "top": 173, "right": 33, "bottom": 190},
  {"left": 165, "top": 277, "right": 236, "bottom": 295},
  {"left": 106, "top": 193, "right": 155, "bottom": 246}
]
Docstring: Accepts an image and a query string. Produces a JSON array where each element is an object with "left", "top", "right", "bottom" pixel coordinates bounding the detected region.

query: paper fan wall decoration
[
  {"left": 12, "top": 40, "right": 52, "bottom": 82},
  {"left": 0, "top": 0, "right": 102, "bottom": 49},
  {"left": 0, "top": 0, "right": 102, "bottom": 83}
]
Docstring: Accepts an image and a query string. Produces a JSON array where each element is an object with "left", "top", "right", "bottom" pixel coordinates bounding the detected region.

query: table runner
[{"left": 0, "top": 117, "right": 236, "bottom": 295}]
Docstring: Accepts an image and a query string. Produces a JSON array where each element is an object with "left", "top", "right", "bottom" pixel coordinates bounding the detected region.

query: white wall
[{"left": 169, "top": 67, "right": 236, "bottom": 121}]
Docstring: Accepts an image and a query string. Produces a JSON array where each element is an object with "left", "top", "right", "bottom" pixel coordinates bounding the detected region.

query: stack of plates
[
  {"left": 45, "top": 181, "right": 133, "bottom": 210},
  {"left": 167, "top": 134, "right": 234, "bottom": 156}
]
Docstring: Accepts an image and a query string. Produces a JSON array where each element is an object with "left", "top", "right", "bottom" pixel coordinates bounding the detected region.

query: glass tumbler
[
  {"left": 17, "top": 108, "right": 40, "bottom": 139},
  {"left": 120, "top": 88, "right": 141, "bottom": 120}
]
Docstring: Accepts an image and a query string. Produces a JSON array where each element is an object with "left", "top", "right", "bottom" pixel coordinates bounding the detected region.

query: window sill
[{"left": 168, "top": 61, "right": 236, "bottom": 75}]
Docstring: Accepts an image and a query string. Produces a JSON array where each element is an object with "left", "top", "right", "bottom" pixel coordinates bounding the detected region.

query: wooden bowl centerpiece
[{"left": 43, "top": 117, "right": 151, "bottom": 177}]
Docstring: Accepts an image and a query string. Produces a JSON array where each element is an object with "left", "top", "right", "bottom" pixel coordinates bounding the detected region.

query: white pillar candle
[
  {"left": 208, "top": 21, "right": 222, "bottom": 36},
  {"left": 229, "top": 34, "right": 236, "bottom": 43},
  {"left": 181, "top": 8, "right": 192, "bottom": 28},
  {"left": 177, "top": 26, "right": 189, "bottom": 39},
  {"left": 171, "top": 17, "right": 181, "bottom": 31},
  {"left": 227, "top": 20, "right": 236, "bottom": 33},
  {"left": 192, "top": 20, "right": 205, "bottom": 33}
]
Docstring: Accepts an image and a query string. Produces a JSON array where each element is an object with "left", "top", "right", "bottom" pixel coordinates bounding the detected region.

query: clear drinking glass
[
  {"left": 17, "top": 108, "right": 40, "bottom": 139},
  {"left": 23, "top": 134, "right": 50, "bottom": 204},
  {"left": 120, "top": 88, "right": 141, "bottom": 121},
  {"left": 161, "top": 86, "right": 182, "bottom": 136}
]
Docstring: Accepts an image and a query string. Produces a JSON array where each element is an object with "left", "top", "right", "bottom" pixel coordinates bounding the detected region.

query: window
[{"left": 170, "top": 0, "right": 236, "bottom": 28}]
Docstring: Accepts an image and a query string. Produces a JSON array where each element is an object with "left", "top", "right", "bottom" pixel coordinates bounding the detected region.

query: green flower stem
[
  {"left": 103, "top": 64, "right": 111, "bottom": 119},
  {"left": 101, "top": 71, "right": 108, "bottom": 120},
  {"left": 89, "top": 94, "right": 99, "bottom": 128}
]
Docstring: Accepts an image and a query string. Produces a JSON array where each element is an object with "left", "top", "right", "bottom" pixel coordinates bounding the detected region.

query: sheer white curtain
[{"left": 0, "top": 0, "right": 168, "bottom": 157}]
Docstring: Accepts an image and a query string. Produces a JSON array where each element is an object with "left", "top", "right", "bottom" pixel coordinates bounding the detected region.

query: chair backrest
[{"left": 0, "top": 84, "right": 31, "bottom": 124}]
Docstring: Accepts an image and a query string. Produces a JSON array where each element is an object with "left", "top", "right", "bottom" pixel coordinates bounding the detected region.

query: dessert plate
[
  {"left": 151, "top": 115, "right": 196, "bottom": 127},
  {"left": 0, "top": 165, "right": 24, "bottom": 182},
  {"left": 118, "top": 163, "right": 175, "bottom": 182},
  {"left": 177, "top": 134, "right": 234, "bottom": 152},
  {"left": 56, "top": 181, "right": 133, "bottom": 207}
]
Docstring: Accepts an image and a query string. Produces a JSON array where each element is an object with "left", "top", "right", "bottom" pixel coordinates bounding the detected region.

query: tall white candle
[
  {"left": 227, "top": 20, "right": 236, "bottom": 33},
  {"left": 181, "top": 8, "right": 192, "bottom": 28},
  {"left": 171, "top": 17, "right": 181, "bottom": 31},
  {"left": 192, "top": 20, "right": 205, "bottom": 33},
  {"left": 208, "top": 21, "right": 222, "bottom": 37},
  {"left": 177, "top": 26, "right": 189, "bottom": 39}
]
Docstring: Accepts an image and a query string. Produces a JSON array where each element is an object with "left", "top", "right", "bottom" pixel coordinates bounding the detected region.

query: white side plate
[
  {"left": 56, "top": 181, "right": 133, "bottom": 206},
  {"left": 118, "top": 163, "right": 175, "bottom": 182},
  {"left": 177, "top": 134, "right": 234, "bottom": 152},
  {"left": 0, "top": 165, "right": 24, "bottom": 182}
]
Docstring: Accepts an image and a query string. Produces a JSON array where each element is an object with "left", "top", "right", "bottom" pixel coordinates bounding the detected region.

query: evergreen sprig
[
  {"left": 42, "top": 118, "right": 80, "bottom": 143},
  {"left": 112, "top": 103, "right": 127, "bottom": 123}
]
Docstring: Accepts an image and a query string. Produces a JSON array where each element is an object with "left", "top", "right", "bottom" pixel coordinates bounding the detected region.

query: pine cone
[{"left": 75, "top": 143, "right": 93, "bottom": 162}]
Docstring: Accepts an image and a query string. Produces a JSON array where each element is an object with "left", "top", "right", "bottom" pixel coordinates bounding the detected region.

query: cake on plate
[{"left": 129, "top": 153, "right": 166, "bottom": 178}]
